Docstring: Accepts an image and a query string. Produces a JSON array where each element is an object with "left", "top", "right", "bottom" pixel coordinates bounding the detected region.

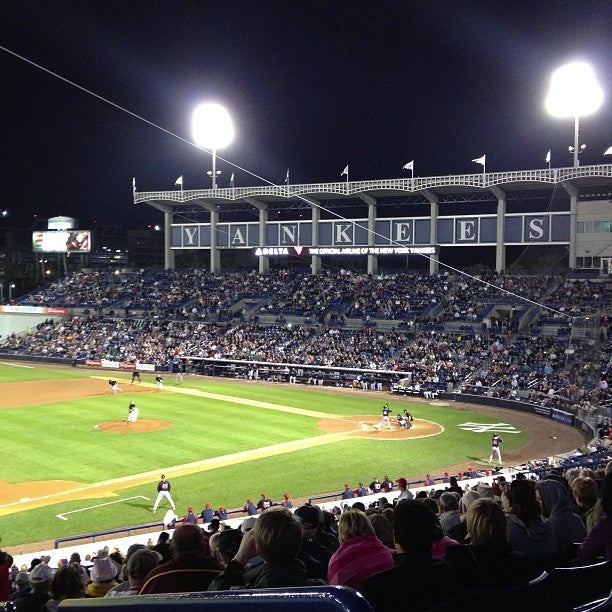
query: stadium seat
[
  {"left": 550, "top": 561, "right": 612, "bottom": 611},
  {"left": 574, "top": 589, "right": 612, "bottom": 612},
  {"left": 58, "top": 586, "right": 374, "bottom": 611},
  {"left": 460, "top": 570, "right": 552, "bottom": 611}
]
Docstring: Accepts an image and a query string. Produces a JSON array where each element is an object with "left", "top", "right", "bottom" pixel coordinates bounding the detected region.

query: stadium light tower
[
  {"left": 545, "top": 62, "right": 604, "bottom": 167},
  {"left": 192, "top": 103, "right": 234, "bottom": 189}
]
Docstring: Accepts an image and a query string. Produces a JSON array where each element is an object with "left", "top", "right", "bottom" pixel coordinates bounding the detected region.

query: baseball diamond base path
[{"left": 0, "top": 374, "right": 590, "bottom": 516}]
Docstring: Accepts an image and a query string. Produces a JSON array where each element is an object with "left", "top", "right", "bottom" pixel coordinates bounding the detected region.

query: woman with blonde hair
[
  {"left": 327, "top": 509, "right": 394, "bottom": 589},
  {"left": 444, "top": 498, "right": 537, "bottom": 587}
]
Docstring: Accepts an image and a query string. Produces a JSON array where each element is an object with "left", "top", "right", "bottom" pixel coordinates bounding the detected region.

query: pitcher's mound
[{"left": 95, "top": 419, "right": 171, "bottom": 433}]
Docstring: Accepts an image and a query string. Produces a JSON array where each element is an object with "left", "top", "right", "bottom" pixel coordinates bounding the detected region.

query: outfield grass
[{"left": 0, "top": 363, "right": 528, "bottom": 547}]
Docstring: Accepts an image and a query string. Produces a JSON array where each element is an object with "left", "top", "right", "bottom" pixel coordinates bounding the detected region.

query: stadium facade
[{"left": 135, "top": 164, "right": 612, "bottom": 275}]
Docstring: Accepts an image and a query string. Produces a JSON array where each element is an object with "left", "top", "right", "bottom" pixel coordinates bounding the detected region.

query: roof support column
[
  {"left": 491, "top": 186, "right": 506, "bottom": 273},
  {"left": 360, "top": 194, "right": 378, "bottom": 275},
  {"left": 258, "top": 207, "right": 269, "bottom": 274},
  {"left": 246, "top": 198, "right": 269, "bottom": 274},
  {"left": 310, "top": 201, "right": 321, "bottom": 275},
  {"left": 421, "top": 190, "right": 439, "bottom": 275},
  {"left": 209, "top": 208, "right": 220, "bottom": 273},
  {"left": 164, "top": 210, "right": 175, "bottom": 270},
  {"left": 563, "top": 182, "right": 578, "bottom": 269}
]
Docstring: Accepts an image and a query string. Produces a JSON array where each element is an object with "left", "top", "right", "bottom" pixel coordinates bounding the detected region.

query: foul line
[
  {"left": 0, "top": 429, "right": 362, "bottom": 516},
  {"left": 56, "top": 496, "right": 150, "bottom": 521},
  {"left": 92, "top": 376, "right": 348, "bottom": 420}
]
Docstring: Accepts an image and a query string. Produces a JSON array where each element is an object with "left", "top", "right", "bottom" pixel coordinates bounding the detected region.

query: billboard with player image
[{"left": 32, "top": 230, "right": 92, "bottom": 254}]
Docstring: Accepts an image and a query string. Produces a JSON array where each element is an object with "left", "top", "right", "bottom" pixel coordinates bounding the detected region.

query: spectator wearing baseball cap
[
  {"left": 395, "top": 477, "right": 414, "bottom": 502},
  {"left": 282, "top": 493, "right": 293, "bottom": 509},
  {"left": 16, "top": 562, "right": 53, "bottom": 610},
  {"left": 244, "top": 499, "right": 258, "bottom": 516},
  {"left": 181, "top": 507, "right": 198, "bottom": 525},
  {"left": 341, "top": 483, "right": 354, "bottom": 500},
  {"left": 201, "top": 503, "right": 214, "bottom": 524},
  {"left": 294, "top": 504, "right": 333, "bottom": 581},
  {"left": 257, "top": 493, "right": 272, "bottom": 513}
]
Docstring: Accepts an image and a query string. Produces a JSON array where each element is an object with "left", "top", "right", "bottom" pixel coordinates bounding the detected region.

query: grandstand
[{"left": 2, "top": 170, "right": 612, "bottom": 609}]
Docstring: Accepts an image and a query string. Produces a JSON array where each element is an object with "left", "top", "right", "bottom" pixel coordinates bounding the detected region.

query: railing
[
  {"left": 54, "top": 522, "right": 163, "bottom": 549},
  {"left": 134, "top": 164, "right": 612, "bottom": 204}
]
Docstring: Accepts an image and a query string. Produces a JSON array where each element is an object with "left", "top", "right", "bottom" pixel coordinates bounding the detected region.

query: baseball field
[{"left": 0, "top": 361, "right": 588, "bottom": 551}]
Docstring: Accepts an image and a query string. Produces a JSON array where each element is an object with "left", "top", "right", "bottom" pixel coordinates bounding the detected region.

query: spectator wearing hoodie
[
  {"left": 536, "top": 478, "right": 586, "bottom": 564},
  {"left": 502, "top": 480, "right": 558, "bottom": 571}
]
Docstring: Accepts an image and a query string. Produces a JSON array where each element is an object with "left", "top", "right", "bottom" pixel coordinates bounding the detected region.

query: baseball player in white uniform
[{"left": 126, "top": 402, "right": 139, "bottom": 424}]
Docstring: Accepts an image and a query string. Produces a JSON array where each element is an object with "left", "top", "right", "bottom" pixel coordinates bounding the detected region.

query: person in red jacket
[{"left": 0, "top": 550, "right": 11, "bottom": 603}]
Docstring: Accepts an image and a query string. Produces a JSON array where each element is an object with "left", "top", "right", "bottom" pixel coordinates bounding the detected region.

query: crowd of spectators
[
  {"left": 2, "top": 459, "right": 611, "bottom": 610},
  {"left": 1, "top": 271, "right": 612, "bottom": 416}
]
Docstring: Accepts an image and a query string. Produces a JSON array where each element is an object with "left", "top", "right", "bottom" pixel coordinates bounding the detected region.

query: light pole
[
  {"left": 545, "top": 61, "right": 604, "bottom": 167},
  {"left": 207, "top": 169, "right": 222, "bottom": 185},
  {"left": 192, "top": 103, "right": 234, "bottom": 189},
  {"left": 9, "top": 282, "right": 16, "bottom": 300}
]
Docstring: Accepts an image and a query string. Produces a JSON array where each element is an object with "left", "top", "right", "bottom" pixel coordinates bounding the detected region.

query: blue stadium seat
[
  {"left": 550, "top": 561, "right": 612, "bottom": 611},
  {"left": 58, "top": 586, "right": 374, "bottom": 611},
  {"left": 460, "top": 570, "right": 552, "bottom": 612},
  {"left": 575, "top": 590, "right": 612, "bottom": 612}
]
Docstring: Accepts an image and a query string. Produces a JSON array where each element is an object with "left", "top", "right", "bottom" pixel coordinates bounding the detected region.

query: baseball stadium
[
  {"left": 1, "top": 164, "right": 612, "bottom": 609},
  {"left": 1, "top": 24, "right": 612, "bottom": 610}
]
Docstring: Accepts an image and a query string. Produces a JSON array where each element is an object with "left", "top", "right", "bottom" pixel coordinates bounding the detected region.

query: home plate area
[{"left": 317, "top": 415, "right": 442, "bottom": 440}]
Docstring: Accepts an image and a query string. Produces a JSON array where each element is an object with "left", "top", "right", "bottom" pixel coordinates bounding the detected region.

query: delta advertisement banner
[{"left": 32, "top": 230, "right": 92, "bottom": 253}]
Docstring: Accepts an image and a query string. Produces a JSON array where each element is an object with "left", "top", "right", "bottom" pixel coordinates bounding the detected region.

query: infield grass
[{"left": 0, "top": 362, "right": 528, "bottom": 547}]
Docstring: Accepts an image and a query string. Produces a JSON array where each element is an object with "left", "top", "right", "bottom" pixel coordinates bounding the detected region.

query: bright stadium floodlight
[
  {"left": 545, "top": 62, "right": 604, "bottom": 167},
  {"left": 192, "top": 103, "right": 234, "bottom": 189}
]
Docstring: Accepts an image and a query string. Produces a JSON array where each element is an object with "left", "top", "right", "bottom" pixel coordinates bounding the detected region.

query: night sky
[{"left": 1, "top": 1, "right": 611, "bottom": 230}]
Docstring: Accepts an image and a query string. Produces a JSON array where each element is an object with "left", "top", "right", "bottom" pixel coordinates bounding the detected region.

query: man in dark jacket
[{"left": 360, "top": 500, "right": 457, "bottom": 611}]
